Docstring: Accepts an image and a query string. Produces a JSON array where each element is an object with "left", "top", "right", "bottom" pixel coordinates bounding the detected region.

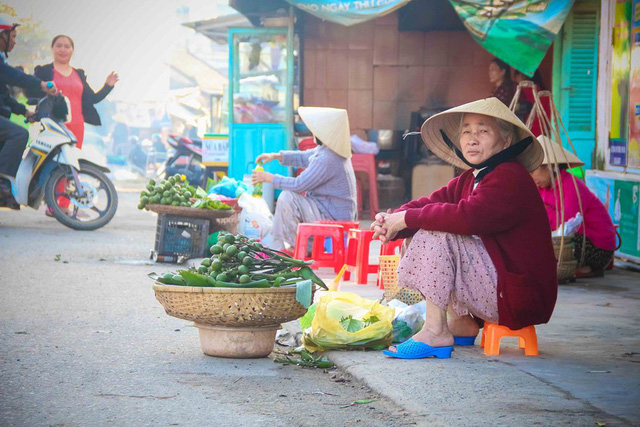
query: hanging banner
[
  {"left": 448, "top": 0, "right": 575, "bottom": 77},
  {"left": 609, "top": 0, "right": 631, "bottom": 155},
  {"left": 283, "top": 0, "right": 412, "bottom": 26},
  {"left": 628, "top": 0, "right": 640, "bottom": 168}
]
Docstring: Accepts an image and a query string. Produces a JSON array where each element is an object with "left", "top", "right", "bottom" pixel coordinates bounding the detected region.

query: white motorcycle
[{"left": 0, "top": 94, "right": 118, "bottom": 230}]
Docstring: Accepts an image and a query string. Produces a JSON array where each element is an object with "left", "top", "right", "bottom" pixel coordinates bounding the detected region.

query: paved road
[{"left": 0, "top": 191, "right": 417, "bottom": 426}]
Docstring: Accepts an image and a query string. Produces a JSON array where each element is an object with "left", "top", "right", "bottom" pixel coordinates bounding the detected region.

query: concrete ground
[
  {"left": 309, "top": 238, "right": 640, "bottom": 426},
  {"left": 1, "top": 183, "right": 639, "bottom": 426},
  {"left": 0, "top": 190, "right": 417, "bottom": 427},
  {"left": 320, "top": 270, "right": 640, "bottom": 426}
]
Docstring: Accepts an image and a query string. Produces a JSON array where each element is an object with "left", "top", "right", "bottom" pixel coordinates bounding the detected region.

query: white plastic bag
[
  {"left": 390, "top": 300, "right": 426, "bottom": 343},
  {"left": 237, "top": 192, "right": 273, "bottom": 241},
  {"left": 551, "top": 212, "right": 583, "bottom": 237}
]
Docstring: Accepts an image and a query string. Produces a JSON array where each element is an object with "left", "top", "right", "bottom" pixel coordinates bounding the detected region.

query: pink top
[
  {"left": 53, "top": 68, "right": 85, "bottom": 148},
  {"left": 537, "top": 170, "right": 616, "bottom": 250}
]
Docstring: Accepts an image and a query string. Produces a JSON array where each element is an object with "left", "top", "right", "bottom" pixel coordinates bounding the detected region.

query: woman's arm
[
  {"left": 272, "top": 149, "right": 331, "bottom": 193},
  {"left": 77, "top": 69, "right": 113, "bottom": 104},
  {"left": 279, "top": 148, "right": 316, "bottom": 168},
  {"left": 403, "top": 170, "right": 526, "bottom": 236},
  {"left": 394, "top": 180, "right": 457, "bottom": 213}
]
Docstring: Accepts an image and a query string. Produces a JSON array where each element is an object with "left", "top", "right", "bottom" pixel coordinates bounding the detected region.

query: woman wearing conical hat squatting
[
  {"left": 530, "top": 137, "right": 616, "bottom": 278},
  {"left": 252, "top": 107, "right": 357, "bottom": 251},
  {"left": 372, "top": 97, "right": 558, "bottom": 359}
]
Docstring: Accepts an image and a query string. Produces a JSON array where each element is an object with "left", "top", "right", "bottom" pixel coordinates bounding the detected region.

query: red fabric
[
  {"left": 519, "top": 86, "right": 551, "bottom": 137},
  {"left": 492, "top": 81, "right": 517, "bottom": 107},
  {"left": 538, "top": 170, "right": 616, "bottom": 251},
  {"left": 53, "top": 68, "right": 85, "bottom": 148},
  {"left": 394, "top": 161, "right": 558, "bottom": 330}
]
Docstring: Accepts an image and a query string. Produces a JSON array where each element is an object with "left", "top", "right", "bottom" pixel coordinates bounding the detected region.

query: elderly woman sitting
[
  {"left": 373, "top": 98, "right": 557, "bottom": 359},
  {"left": 252, "top": 107, "right": 357, "bottom": 251}
]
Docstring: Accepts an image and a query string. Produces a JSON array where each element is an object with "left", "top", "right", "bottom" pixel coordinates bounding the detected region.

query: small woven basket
[
  {"left": 552, "top": 236, "right": 577, "bottom": 282},
  {"left": 552, "top": 236, "right": 575, "bottom": 262},
  {"left": 153, "top": 283, "right": 313, "bottom": 327},
  {"left": 379, "top": 255, "right": 424, "bottom": 306}
]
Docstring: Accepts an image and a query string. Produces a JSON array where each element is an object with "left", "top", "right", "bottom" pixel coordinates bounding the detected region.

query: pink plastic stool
[
  {"left": 293, "top": 223, "right": 345, "bottom": 273},
  {"left": 351, "top": 153, "right": 378, "bottom": 220},
  {"left": 344, "top": 229, "right": 379, "bottom": 284}
]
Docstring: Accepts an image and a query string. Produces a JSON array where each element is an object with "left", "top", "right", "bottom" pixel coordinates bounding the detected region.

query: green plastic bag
[{"left": 302, "top": 292, "right": 394, "bottom": 352}]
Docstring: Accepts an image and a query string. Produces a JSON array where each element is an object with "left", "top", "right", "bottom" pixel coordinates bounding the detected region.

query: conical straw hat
[
  {"left": 537, "top": 135, "right": 584, "bottom": 168},
  {"left": 298, "top": 107, "right": 351, "bottom": 159},
  {"left": 420, "top": 97, "right": 544, "bottom": 172}
]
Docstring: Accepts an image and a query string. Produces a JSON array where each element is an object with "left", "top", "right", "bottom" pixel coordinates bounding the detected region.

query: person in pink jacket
[{"left": 531, "top": 137, "right": 617, "bottom": 276}]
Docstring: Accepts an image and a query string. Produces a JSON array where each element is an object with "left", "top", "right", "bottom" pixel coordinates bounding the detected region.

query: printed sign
[
  {"left": 202, "top": 134, "right": 229, "bottom": 166},
  {"left": 283, "top": 0, "right": 411, "bottom": 26}
]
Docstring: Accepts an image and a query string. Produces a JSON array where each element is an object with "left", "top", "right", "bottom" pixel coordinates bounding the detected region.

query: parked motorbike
[
  {"left": 0, "top": 93, "right": 118, "bottom": 230},
  {"left": 158, "top": 133, "right": 205, "bottom": 186},
  {"left": 128, "top": 134, "right": 167, "bottom": 178}
]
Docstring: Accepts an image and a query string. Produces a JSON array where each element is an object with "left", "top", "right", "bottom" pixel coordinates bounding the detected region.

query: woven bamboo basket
[
  {"left": 552, "top": 236, "right": 577, "bottom": 281},
  {"left": 153, "top": 283, "right": 314, "bottom": 327},
  {"left": 147, "top": 204, "right": 235, "bottom": 219},
  {"left": 557, "top": 260, "right": 578, "bottom": 282},
  {"left": 552, "top": 236, "right": 575, "bottom": 262},
  {"left": 379, "top": 255, "right": 424, "bottom": 306}
]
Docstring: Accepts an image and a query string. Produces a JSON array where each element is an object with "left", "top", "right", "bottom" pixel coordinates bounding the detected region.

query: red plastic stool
[
  {"left": 480, "top": 323, "right": 539, "bottom": 356},
  {"left": 293, "top": 223, "right": 345, "bottom": 273},
  {"left": 344, "top": 229, "right": 379, "bottom": 284},
  {"left": 380, "top": 238, "right": 403, "bottom": 256},
  {"left": 313, "top": 220, "right": 361, "bottom": 262},
  {"left": 377, "top": 239, "right": 404, "bottom": 289},
  {"left": 352, "top": 153, "right": 378, "bottom": 220}
]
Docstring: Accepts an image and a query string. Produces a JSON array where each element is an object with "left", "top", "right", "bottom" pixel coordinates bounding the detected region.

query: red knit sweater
[{"left": 395, "top": 161, "right": 558, "bottom": 329}]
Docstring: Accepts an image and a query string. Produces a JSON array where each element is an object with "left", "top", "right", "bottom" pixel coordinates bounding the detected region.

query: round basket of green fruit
[
  {"left": 138, "top": 174, "right": 234, "bottom": 218},
  {"left": 151, "top": 232, "right": 326, "bottom": 327}
]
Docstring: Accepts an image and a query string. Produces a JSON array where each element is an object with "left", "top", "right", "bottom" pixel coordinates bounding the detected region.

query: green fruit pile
[
  {"left": 138, "top": 174, "right": 196, "bottom": 210},
  {"left": 149, "top": 232, "right": 327, "bottom": 289}
]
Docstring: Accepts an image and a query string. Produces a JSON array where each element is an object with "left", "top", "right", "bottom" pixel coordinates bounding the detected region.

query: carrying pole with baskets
[{"left": 509, "top": 81, "right": 586, "bottom": 282}]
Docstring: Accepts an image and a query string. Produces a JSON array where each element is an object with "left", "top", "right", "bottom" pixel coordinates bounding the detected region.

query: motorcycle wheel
[{"left": 44, "top": 164, "right": 118, "bottom": 231}]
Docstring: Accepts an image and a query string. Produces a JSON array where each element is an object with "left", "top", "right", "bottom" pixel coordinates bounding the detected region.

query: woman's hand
[
  {"left": 375, "top": 211, "right": 407, "bottom": 244},
  {"left": 252, "top": 170, "right": 274, "bottom": 184},
  {"left": 105, "top": 71, "right": 119, "bottom": 87},
  {"left": 256, "top": 153, "right": 282, "bottom": 164},
  {"left": 371, "top": 209, "right": 393, "bottom": 240}
]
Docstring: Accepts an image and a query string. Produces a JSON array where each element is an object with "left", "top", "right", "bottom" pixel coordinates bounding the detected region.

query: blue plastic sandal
[
  {"left": 453, "top": 335, "right": 477, "bottom": 346},
  {"left": 382, "top": 339, "right": 453, "bottom": 359}
]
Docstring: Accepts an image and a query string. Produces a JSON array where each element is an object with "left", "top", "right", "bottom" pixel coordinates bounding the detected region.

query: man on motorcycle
[{"left": 0, "top": 15, "right": 56, "bottom": 184}]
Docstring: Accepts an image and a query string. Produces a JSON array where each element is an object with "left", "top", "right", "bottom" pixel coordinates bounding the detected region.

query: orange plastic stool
[
  {"left": 312, "top": 220, "right": 360, "bottom": 262},
  {"left": 481, "top": 323, "right": 539, "bottom": 356},
  {"left": 351, "top": 153, "right": 379, "bottom": 220},
  {"left": 377, "top": 239, "right": 404, "bottom": 289},
  {"left": 293, "top": 223, "right": 345, "bottom": 273},
  {"left": 344, "top": 229, "right": 379, "bottom": 284}
]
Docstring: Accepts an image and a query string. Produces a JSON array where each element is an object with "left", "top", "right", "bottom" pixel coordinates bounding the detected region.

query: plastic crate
[
  {"left": 155, "top": 214, "right": 210, "bottom": 260},
  {"left": 379, "top": 255, "right": 424, "bottom": 306}
]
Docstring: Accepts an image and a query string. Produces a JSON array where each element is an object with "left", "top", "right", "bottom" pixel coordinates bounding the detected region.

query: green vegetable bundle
[
  {"left": 150, "top": 232, "right": 327, "bottom": 289},
  {"left": 138, "top": 174, "right": 231, "bottom": 211}
]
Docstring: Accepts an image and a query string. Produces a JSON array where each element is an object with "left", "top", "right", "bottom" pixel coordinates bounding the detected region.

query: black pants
[
  {"left": 574, "top": 234, "right": 614, "bottom": 271},
  {"left": 0, "top": 115, "right": 28, "bottom": 177}
]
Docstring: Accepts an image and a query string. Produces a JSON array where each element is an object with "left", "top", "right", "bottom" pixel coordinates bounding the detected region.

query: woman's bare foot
[
  {"left": 576, "top": 266, "right": 593, "bottom": 275},
  {"left": 447, "top": 314, "right": 480, "bottom": 337}
]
